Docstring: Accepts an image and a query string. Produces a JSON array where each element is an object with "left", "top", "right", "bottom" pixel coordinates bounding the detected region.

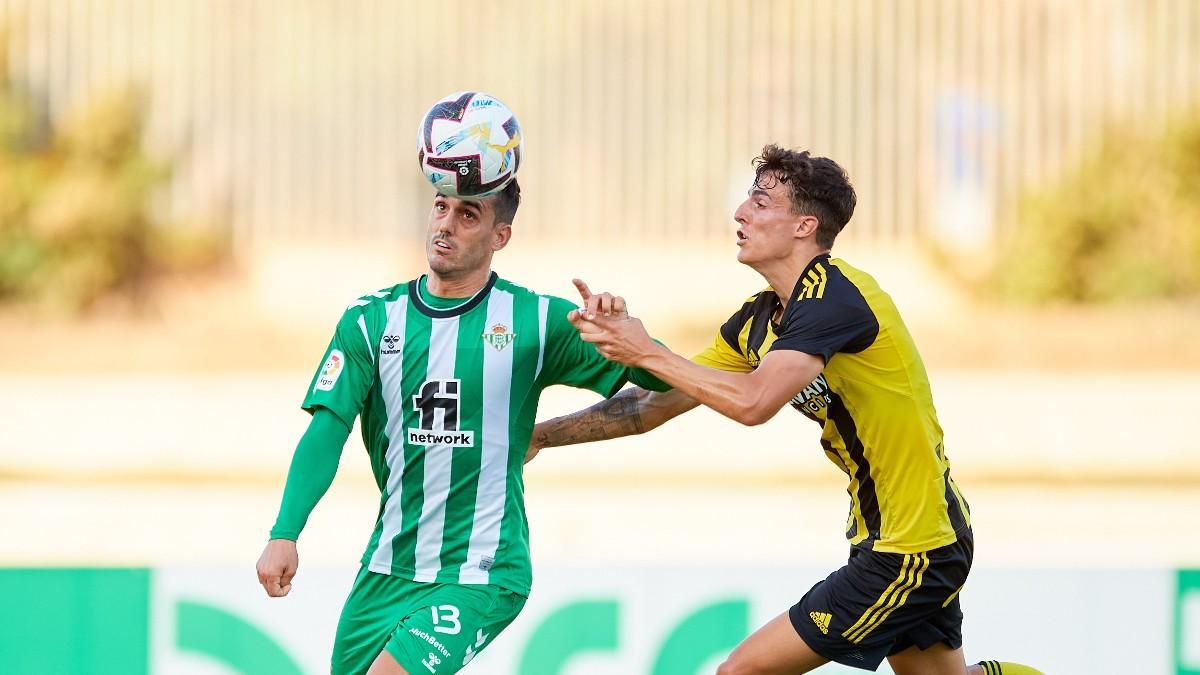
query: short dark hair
[
  {"left": 752, "top": 145, "right": 856, "bottom": 249},
  {"left": 490, "top": 178, "right": 521, "bottom": 226}
]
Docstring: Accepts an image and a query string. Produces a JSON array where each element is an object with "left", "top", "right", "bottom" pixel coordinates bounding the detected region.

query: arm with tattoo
[{"left": 526, "top": 387, "right": 699, "bottom": 462}]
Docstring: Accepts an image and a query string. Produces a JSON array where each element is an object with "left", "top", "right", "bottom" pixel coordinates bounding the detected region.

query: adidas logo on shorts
[{"left": 809, "top": 611, "right": 832, "bottom": 635}]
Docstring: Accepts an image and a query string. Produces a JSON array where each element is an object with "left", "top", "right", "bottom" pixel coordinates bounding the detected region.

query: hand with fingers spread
[
  {"left": 567, "top": 278, "right": 663, "bottom": 368},
  {"left": 256, "top": 538, "right": 299, "bottom": 598}
]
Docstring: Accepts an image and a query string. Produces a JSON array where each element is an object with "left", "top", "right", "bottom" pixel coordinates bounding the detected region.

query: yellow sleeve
[{"left": 691, "top": 330, "right": 754, "bottom": 373}]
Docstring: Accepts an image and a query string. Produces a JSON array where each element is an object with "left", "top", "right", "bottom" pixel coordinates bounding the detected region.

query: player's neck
[
  {"left": 425, "top": 267, "right": 493, "bottom": 298},
  {"left": 756, "top": 248, "right": 831, "bottom": 303}
]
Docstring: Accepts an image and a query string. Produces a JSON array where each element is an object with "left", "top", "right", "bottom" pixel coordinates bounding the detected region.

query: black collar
[{"left": 408, "top": 271, "right": 498, "bottom": 318}]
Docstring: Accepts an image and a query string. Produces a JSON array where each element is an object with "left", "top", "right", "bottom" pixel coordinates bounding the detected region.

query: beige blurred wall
[
  {"left": 1, "top": 0, "right": 1198, "bottom": 251},
  {"left": 2, "top": 0, "right": 1199, "bottom": 571}
]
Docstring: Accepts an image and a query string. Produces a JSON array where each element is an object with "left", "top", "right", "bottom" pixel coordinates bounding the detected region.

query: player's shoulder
[
  {"left": 491, "top": 277, "right": 586, "bottom": 337},
  {"left": 776, "top": 256, "right": 878, "bottom": 331},
  {"left": 491, "top": 276, "right": 547, "bottom": 301},
  {"left": 786, "top": 255, "right": 876, "bottom": 306},
  {"left": 716, "top": 287, "right": 779, "bottom": 350},
  {"left": 343, "top": 282, "right": 410, "bottom": 313},
  {"left": 740, "top": 287, "right": 779, "bottom": 310},
  {"left": 724, "top": 287, "right": 779, "bottom": 324},
  {"left": 827, "top": 257, "right": 883, "bottom": 296},
  {"left": 494, "top": 276, "right": 581, "bottom": 309}
]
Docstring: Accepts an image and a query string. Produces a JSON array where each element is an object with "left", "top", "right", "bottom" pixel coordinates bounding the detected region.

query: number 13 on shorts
[
  {"left": 431, "top": 605, "right": 461, "bottom": 634},
  {"left": 390, "top": 587, "right": 525, "bottom": 674},
  {"left": 427, "top": 605, "right": 492, "bottom": 667}
]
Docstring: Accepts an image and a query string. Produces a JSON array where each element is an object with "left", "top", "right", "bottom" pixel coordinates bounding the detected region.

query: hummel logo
[
  {"left": 809, "top": 611, "right": 832, "bottom": 635},
  {"left": 382, "top": 334, "right": 402, "bottom": 355}
]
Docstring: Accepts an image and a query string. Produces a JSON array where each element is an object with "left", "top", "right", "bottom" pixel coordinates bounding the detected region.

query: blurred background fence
[{"left": 1, "top": 0, "right": 1198, "bottom": 248}]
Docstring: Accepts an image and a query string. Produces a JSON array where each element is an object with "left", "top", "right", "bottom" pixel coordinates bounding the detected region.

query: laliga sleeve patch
[{"left": 314, "top": 349, "right": 345, "bottom": 392}]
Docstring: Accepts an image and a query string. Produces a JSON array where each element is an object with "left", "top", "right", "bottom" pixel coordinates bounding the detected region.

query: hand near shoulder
[
  {"left": 256, "top": 538, "right": 299, "bottom": 598},
  {"left": 568, "top": 278, "right": 660, "bottom": 367}
]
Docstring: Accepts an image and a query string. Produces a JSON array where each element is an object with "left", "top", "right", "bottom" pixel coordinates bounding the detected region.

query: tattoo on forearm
[
  {"left": 603, "top": 390, "right": 646, "bottom": 434},
  {"left": 535, "top": 389, "right": 644, "bottom": 448}
]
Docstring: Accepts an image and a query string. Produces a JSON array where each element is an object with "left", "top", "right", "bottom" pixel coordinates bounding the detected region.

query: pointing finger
[{"left": 572, "top": 278, "right": 592, "bottom": 303}]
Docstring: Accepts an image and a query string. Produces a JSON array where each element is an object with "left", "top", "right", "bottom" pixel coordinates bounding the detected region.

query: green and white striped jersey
[{"left": 302, "top": 272, "right": 663, "bottom": 596}]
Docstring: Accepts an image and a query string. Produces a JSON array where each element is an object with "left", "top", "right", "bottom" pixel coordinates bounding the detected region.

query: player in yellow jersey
[{"left": 528, "top": 146, "right": 1041, "bottom": 674}]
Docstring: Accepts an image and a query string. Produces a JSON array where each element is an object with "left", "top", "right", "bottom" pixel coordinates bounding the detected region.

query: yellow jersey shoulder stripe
[{"left": 795, "top": 263, "right": 830, "bottom": 301}]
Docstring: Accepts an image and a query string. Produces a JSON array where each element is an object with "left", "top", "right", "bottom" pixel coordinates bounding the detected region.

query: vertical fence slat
[{"left": 1, "top": 0, "right": 1197, "bottom": 249}]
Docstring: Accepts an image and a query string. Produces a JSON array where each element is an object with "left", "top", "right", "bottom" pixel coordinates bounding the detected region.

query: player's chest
[{"left": 373, "top": 323, "right": 541, "bottom": 397}]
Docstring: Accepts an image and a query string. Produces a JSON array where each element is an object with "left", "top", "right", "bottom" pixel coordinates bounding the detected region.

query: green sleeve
[
  {"left": 626, "top": 346, "right": 671, "bottom": 392},
  {"left": 539, "top": 296, "right": 672, "bottom": 395},
  {"left": 269, "top": 407, "right": 352, "bottom": 541},
  {"left": 301, "top": 304, "right": 376, "bottom": 429}
]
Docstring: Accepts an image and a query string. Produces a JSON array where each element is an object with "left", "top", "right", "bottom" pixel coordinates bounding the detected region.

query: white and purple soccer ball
[{"left": 417, "top": 91, "right": 523, "bottom": 199}]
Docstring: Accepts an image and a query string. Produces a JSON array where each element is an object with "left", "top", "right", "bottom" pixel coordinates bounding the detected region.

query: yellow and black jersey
[{"left": 693, "top": 253, "right": 971, "bottom": 554}]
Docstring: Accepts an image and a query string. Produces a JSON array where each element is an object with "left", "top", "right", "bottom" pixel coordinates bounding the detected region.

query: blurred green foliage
[
  {"left": 0, "top": 29, "right": 227, "bottom": 313},
  {"left": 993, "top": 117, "right": 1200, "bottom": 303}
]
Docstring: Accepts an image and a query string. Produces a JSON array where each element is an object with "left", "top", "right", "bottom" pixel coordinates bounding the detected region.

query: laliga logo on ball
[{"left": 417, "top": 91, "right": 523, "bottom": 198}]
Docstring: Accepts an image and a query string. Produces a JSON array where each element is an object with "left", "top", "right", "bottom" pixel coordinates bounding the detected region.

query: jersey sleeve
[
  {"left": 768, "top": 283, "right": 879, "bottom": 362},
  {"left": 269, "top": 408, "right": 351, "bottom": 540},
  {"left": 538, "top": 296, "right": 669, "bottom": 397},
  {"left": 301, "top": 304, "right": 376, "bottom": 428},
  {"left": 691, "top": 308, "right": 755, "bottom": 373}
]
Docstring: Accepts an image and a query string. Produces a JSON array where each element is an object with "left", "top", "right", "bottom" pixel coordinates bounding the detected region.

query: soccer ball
[{"left": 417, "top": 91, "right": 523, "bottom": 198}]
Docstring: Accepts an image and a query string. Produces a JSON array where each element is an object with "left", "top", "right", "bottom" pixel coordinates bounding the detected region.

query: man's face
[
  {"left": 425, "top": 193, "right": 506, "bottom": 276},
  {"left": 732, "top": 173, "right": 812, "bottom": 266}
]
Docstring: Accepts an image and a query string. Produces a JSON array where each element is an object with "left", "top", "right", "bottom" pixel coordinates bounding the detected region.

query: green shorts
[{"left": 331, "top": 567, "right": 527, "bottom": 675}]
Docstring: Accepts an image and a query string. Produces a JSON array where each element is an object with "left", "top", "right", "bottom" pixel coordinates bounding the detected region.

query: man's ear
[
  {"left": 492, "top": 222, "right": 513, "bottom": 251},
  {"left": 795, "top": 215, "right": 819, "bottom": 240}
]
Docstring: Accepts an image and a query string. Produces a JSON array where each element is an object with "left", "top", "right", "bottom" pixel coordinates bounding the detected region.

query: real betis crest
[{"left": 483, "top": 323, "right": 516, "bottom": 351}]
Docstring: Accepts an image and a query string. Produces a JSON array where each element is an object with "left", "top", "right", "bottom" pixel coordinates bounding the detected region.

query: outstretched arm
[
  {"left": 628, "top": 345, "right": 822, "bottom": 426},
  {"left": 526, "top": 387, "right": 699, "bottom": 463},
  {"left": 256, "top": 407, "right": 350, "bottom": 597},
  {"left": 570, "top": 309, "right": 824, "bottom": 426}
]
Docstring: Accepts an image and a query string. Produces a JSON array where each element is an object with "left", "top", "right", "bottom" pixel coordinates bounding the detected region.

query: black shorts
[{"left": 789, "top": 530, "right": 973, "bottom": 671}]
